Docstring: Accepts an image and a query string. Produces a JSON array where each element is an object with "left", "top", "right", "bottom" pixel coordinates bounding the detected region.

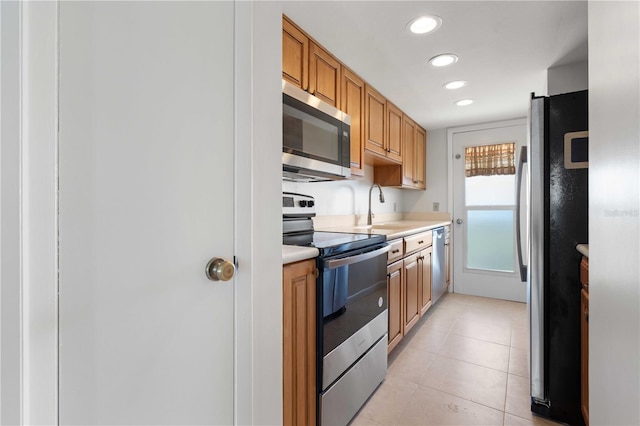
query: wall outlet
[{"left": 433, "top": 202, "right": 440, "bottom": 212}]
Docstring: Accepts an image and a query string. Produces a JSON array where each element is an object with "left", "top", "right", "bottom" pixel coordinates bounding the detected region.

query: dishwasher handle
[{"left": 323, "top": 245, "right": 390, "bottom": 269}]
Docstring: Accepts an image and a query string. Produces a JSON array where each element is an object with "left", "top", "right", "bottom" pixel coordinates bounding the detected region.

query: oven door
[{"left": 319, "top": 243, "right": 389, "bottom": 389}]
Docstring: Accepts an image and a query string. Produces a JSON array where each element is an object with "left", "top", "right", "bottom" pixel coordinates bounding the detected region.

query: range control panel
[{"left": 283, "top": 192, "right": 316, "bottom": 218}]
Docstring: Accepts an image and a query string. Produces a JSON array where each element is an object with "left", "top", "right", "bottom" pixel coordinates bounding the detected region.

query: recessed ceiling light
[
  {"left": 455, "top": 99, "right": 474, "bottom": 106},
  {"left": 444, "top": 80, "right": 467, "bottom": 90},
  {"left": 407, "top": 15, "right": 442, "bottom": 35},
  {"left": 429, "top": 54, "right": 459, "bottom": 67}
]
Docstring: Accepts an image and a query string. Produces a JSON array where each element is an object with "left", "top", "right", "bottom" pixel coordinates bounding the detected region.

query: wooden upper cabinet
[
  {"left": 282, "top": 16, "right": 309, "bottom": 90},
  {"left": 309, "top": 42, "right": 341, "bottom": 107},
  {"left": 377, "top": 118, "right": 426, "bottom": 189},
  {"left": 341, "top": 68, "right": 365, "bottom": 177},
  {"left": 386, "top": 101, "right": 403, "bottom": 163},
  {"left": 402, "top": 115, "right": 416, "bottom": 187},
  {"left": 365, "top": 84, "right": 387, "bottom": 157},
  {"left": 365, "top": 85, "right": 403, "bottom": 165},
  {"left": 414, "top": 126, "right": 426, "bottom": 189}
]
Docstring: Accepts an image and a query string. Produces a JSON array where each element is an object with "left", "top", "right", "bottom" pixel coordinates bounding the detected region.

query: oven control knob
[
  {"left": 299, "top": 200, "right": 308, "bottom": 207},
  {"left": 308, "top": 200, "right": 315, "bottom": 207},
  {"left": 205, "top": 257, "right": 236, "bottom": 282}
]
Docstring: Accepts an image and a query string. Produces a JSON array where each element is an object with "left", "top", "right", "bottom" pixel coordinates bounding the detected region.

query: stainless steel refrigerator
[{"left": 517, "top": 90, "right": 588, "bottom": 425}]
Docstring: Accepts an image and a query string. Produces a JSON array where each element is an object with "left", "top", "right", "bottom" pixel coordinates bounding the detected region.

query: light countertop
[
  {"left": 283, "top": 220, "right": 452, "bottom": 265},
  {"left": 282, "top": 245, "right": 319, "bottom": 265},
  {"left": 316, "top": 220, "right": 452, "bottom": 241},
  {"left": 576, "top": 244, "right": 589, "bottom": 258}
]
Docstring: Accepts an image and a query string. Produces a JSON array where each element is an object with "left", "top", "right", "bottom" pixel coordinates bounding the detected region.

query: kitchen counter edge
[
  {"left": 282, "top": 245, "right": 320, "bottom": 265},
  {"left": 576, "top": 243, "right": 589, "bottom": 258}
]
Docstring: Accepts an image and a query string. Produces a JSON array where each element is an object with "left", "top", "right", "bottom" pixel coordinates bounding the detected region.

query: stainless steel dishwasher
[{"left": 432, "top": 227, "right": 446, "bottom": 303}]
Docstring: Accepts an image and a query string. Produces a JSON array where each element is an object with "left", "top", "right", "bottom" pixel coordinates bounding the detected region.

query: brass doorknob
[{"left": 206, "top": 257, "right": 236, "bottom": 281}]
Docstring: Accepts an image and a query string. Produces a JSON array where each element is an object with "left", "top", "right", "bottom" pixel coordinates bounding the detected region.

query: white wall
[
  {"left": 547, "top": 61, "right": 588, "bottom": 95},
  {"left": 282, "top": 167, "right": 405, "bottom": 217},
  {"left": 588, "top": 1, "right": 640, "bottom": 424},
  {"left": 403, "top": 127, "right": 449, "bottom": 214}
]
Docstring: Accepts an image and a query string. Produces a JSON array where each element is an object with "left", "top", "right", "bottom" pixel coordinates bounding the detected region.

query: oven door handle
[{"left": 323, "top": 245, "right": 390, "bottom": 269}]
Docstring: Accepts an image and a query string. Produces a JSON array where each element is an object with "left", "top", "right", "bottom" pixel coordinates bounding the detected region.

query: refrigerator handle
[{"left": 516, "top": 146, "right": 528, "bottom": 282}]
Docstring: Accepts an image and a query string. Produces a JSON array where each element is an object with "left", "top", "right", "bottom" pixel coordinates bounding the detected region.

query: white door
[
  {"left": 451, "top": 121, "right": 527, "bottom": 302},
  {"left": 58, "top": 2, "right": 235, "bottom": 424}
]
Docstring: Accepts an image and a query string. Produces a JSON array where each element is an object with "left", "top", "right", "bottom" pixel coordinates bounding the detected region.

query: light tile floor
[{"left": 350, "top": 293, "right": 562, "bottom": 426}]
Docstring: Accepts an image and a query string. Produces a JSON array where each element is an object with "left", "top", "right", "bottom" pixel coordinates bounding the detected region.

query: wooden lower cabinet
[
  {"left": 387, "top": 260, "right": 403, "bottom": 353},
  {"left": 580, "top": 255, "right": 589, "bottom": 426},
  {"left": 403, "top": 253, "right": 421, "bottom": 335},
  {"left": 283, "top": 260, "right": 317, "bottom": 426},
  {"left": 581, "top": 288, "right": 589, "bottom": 426},
  {"left": 418, "top": 246, "right": 432, "bottom": 316},
  {"left": 386, "top": 235, "right": 435, "bottom": 353}
]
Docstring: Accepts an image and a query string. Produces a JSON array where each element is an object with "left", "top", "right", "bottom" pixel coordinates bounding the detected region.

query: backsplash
[{"left": 282, "top": 165, "right": 404, "bottom": 216}]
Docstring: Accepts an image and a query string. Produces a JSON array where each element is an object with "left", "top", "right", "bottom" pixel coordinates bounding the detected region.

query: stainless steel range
[{"left": 283, "top": 192, "right": 389, "bottom": 426}]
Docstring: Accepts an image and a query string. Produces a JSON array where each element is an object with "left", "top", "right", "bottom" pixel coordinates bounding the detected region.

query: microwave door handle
[
  {"left": 516, "top": 146, "right": 528, "bottom": 283},
  {"left": 324, "top": 245, "right": 390, "bottom": 269}
]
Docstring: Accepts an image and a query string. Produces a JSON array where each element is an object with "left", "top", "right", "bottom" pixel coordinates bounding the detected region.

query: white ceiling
[{"left": 282, "top": 1, "right": 588, "bottom": 130}]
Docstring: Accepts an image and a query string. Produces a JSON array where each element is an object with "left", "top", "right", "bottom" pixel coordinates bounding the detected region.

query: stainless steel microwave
[{"left": 282, "top": 80, "right": 351, "bottom": 182}]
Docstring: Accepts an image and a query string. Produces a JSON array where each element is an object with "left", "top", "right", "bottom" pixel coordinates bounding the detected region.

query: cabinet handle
[
  {"left": 391, "top": 249, "right": 400, "bottom": 254},
  {"left": 418, "top": 240, "right": 424, "bottom": 244}
]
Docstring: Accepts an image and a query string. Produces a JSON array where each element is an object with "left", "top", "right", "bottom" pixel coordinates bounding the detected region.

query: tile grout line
[{"left": 411, "top": 381, "right": 508, "bottom": 415}]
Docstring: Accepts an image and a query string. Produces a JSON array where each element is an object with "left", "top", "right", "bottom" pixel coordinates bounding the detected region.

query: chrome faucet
[{"left": 367, "top": 183, "right": 385, "bottom": 226}]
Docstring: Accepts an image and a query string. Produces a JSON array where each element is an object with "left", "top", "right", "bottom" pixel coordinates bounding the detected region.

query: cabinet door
[
  {"left": 365, "top": 84, "right": 387, "bottom": 157},
  {"left": 414, "top": 126, "right": 426, "bottom": 189},
  {"left": 386, "top": 101, "right": 403, "bottom": 163},
  {"left": 283, "top": 260, "right": 317, "bottom": 426},
  {"left": 403, "top": 253, "right": 420, "bottom": 335},
  {"left": 418, "top": 247, "right": 433, "bottom": 316},
  {"left": 387, "top": 260, "right": 403, "bottom": 353},
  {"left": 282, "top": 17, "right": 309, "bottom": 90},
  {"left": 341, "top": 68, "right": 365, "bottom": 177},
  {"left": 309, "top": 42, "right": 341, "bottom": 107},
  {"left": 402, "top": 115, "right": 416, "bottom": 187},
  {"left": 581, "top": 288, "right": 589, "bottom": 426}
]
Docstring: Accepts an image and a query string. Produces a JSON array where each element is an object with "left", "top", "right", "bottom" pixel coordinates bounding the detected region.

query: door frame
[
  {"left": 1, "top": 1, "right": 59, "bottom": 423},
  {"left": 447, "top": 118, "right": 526, "bottom": 298},
  {"left": 1, "top": 2, "right": 282, "bottom": 424}
]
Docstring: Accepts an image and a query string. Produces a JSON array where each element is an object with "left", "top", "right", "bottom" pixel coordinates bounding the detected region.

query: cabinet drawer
[
  {"left": 387, "top": 239, "right": 404, "bottom": 263},
  {"left": 404, "top": 231, "right": 432, "bottom": 255}
]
